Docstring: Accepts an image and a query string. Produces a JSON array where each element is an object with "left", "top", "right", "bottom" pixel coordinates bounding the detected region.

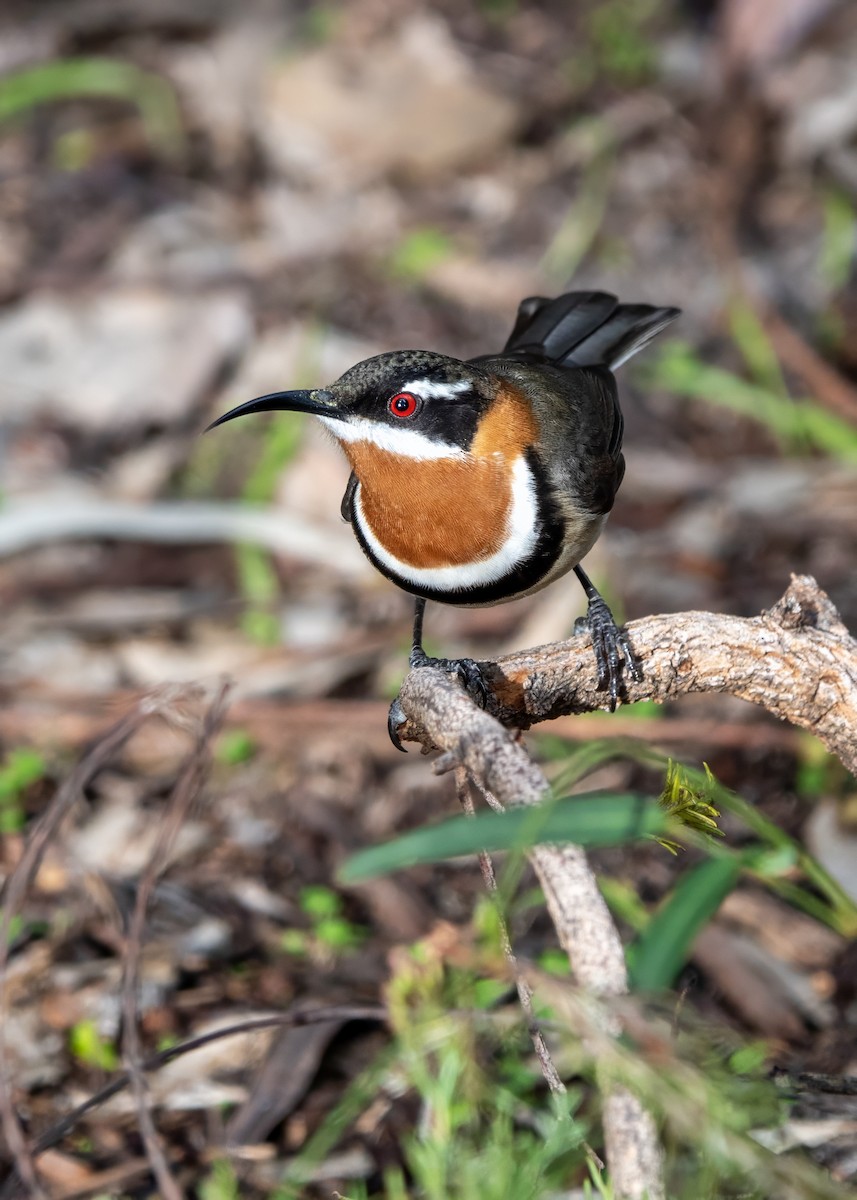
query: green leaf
[
  {"left": 215, "top": 729, "right": 256, "bottom": 766},
  {"left": 0, "top": 748, "right": 46, "bottom": 799},
  {"left": 300, "top": 885, "right": 342, "bottom": 919},
  {"left": 628, "top": 856, "right": 740, "bottom": 992},
  {"left": 339, "top": 792, "right": 666, "bottom": 883},
  {"left": 539, "top": 735, "right": 656, "bottom": 792},
  {"left": 68, "top": 1019, "right": 119, "bottom": 1071}
]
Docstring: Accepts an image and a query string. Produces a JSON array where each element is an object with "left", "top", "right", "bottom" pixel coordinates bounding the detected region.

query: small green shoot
[
  {"left": 282, "top": 887, "right": 367, "bottom": 957},
  {"left": 300, "top": 884, "right": 342, "bottom": 920},
  {"left": 820, "top": 188, "right": 856, "bottom": 293},
  {"left": 0, "top": 911, "right": 24, "bottom": 944},
  {"left": 795, "top": 734, "right": 842, "bottom": 799},
  {"left": 199, "top": 1159, "right": 240, "bottom": 1200},
  {"left": 314, "top": 916, "right": 367, "bottom": 952},
  {"left": 69, "top": 1020, "right": 119, "bottom": 1071},
  {"left": 584, "top": 1151, "right": 616, "bottom": 1198},
  {"left": 279, "top": 929, "right": 310, "bottom": 956},
  {"left": 215, "top": 728, "right": 257, "bottom": 766},
  {"left": 728, "top": 1041, "right": 770, "bottom": 1076},
  {"left": 587, "top": 0, "right": 657, "bottom": 86},
  {"left": 565, "top": 0, "right": 659, "bottom": 91},
  {"left": 389, "top": 227, "right": 454, "bottom": 284},
  {"left": 537, "top": 734, "right": 857, "bottom": 937},
  {"left": 0, "top": 748, "right": 47, "bottom": 835}
]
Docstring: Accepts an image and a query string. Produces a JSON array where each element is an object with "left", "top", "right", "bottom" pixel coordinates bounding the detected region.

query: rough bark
[{"left": 397, "top": 575, "right": 857, "bottom": 773}]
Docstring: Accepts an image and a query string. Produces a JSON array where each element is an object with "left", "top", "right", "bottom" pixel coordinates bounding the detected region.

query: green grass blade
[
  {"left": 0, "top": 57, "right": 184, "bottom": 158},
  {"left": 652, "top": 340, "right": 857, "bottom": 461},
  {"left": 339, "top": 792, "right": 666, "bottom": 883},
  {"left": 537, "top": 735, "right": 664, "bottom": 792},
  {"left": 628, "top": 856, "right": 740, "bottom": 992}
]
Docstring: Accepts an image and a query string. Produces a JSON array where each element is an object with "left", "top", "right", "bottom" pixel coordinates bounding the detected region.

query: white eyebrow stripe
[
  {"left": 401, "top": 379, "right": 472, "bottom": 400},
  {"left": 353, "top": 455, "right": 540, "bottom": 588},
  {"left": 316, "top": 414, "right": 465, "bottom": 461}
]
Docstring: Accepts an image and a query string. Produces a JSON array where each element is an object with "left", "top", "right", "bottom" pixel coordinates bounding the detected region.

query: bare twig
[
  {"left": 119, "top": 684, "right": 231, "bottom": 1200},
  {"left": 0, "top": 499, "right": 369, "bottom": 577},
  {"left": 454, "top": 767, "right": 565, "bottom": 1095},
  {"left": 0, "top": 1007, "right": 385, "bottom": 1200},
  {"left": 0, "top": 695, "right": 179, "bottom": 1200}
]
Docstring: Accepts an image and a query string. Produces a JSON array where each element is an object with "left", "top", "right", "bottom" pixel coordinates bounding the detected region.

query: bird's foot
[
  {"left": 574, "top": 596, "right": 642, "bottom": 712},
  {"left": 387, "top": 651, "right": 488, "bottom": 752},
  {"left": 410, "top": 648, "right": 489, "bottom": 708}
]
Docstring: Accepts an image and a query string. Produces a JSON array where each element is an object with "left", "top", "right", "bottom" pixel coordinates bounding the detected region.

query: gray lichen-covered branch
[{"left": 398, "top": 575, "right": 857, "bottom": 775}]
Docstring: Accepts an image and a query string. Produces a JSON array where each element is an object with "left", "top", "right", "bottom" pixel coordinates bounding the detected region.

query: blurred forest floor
[{"left": 2, "top": 0, "right": 857, "bottom": 1195}]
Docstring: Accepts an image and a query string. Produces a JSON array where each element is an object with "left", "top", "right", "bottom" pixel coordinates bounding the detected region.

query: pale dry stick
[
  {"left": 120, "top": 683, "right": 231, "bottom": 1200},
  {"left": 0, "top": 699, "right": 169, "bottom": 1200},
  {"left": 0, "top": 499, "right": 369, "bottom": 577},
  {"left": 453, "top": 766, "right": 565, "bottom": 1096}
]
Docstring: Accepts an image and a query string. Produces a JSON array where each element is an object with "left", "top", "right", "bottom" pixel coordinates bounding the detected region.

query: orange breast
[
  {"left": 346, "top": 447, "right": 512, "bottom": 568},
  {"left": 339, "top": 382, "right": 539, "bottom": 570}
]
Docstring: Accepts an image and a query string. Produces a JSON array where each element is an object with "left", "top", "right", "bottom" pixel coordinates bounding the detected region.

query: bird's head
[{"left": 207, "top": 350, "right": 500, "bottom": 460}]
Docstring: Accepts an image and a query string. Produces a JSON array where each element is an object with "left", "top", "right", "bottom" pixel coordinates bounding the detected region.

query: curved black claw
[
  {"left": 387, "top": 698, "right": 408, "bottom": 752},
  {"left": 576, "top": 596, "right": 641, "bottom": 712},
  {"left": 388, "top": 653, "right": 488, "bottom": 752}
]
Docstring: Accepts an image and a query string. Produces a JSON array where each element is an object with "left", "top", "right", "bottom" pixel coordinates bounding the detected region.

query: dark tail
[{"left": 503, "top": 291, "right": 680, "bottom": 370}]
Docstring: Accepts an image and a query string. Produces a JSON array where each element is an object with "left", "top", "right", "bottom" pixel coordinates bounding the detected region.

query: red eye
[{"left": 388, "top": 392, "right": 419, "bottom": 419}]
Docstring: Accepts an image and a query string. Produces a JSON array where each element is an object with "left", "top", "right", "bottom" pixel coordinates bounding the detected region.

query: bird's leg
[
  {"left": 408, "top": 597, "right": 487, "bottom": 701},
  {"left": 572, "top": 565, "right": 642, "bottom": 712},
  {"left": 387, "top": 597, "right": 487, "bottom": 751}
]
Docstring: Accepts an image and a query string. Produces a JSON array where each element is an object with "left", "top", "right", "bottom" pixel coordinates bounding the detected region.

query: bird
[{"left": 208, "top": 291, "right": 679, "bottom": 749}]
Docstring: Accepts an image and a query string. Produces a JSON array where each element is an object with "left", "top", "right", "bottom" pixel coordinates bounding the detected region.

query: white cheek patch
[
  {"left": 317, "top": 414, "right": 464, "bottom": 461},
  {"left": 400, "top": 378, "right": 472, "bottom": 401},
  {"left": 354, "top": 455, "right": 540, "bottom": 589}
]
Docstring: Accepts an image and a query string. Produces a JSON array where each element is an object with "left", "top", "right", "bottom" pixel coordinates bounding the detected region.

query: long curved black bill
[{"left": 205, "top": 389, "right": 341, "bottom": 432}]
